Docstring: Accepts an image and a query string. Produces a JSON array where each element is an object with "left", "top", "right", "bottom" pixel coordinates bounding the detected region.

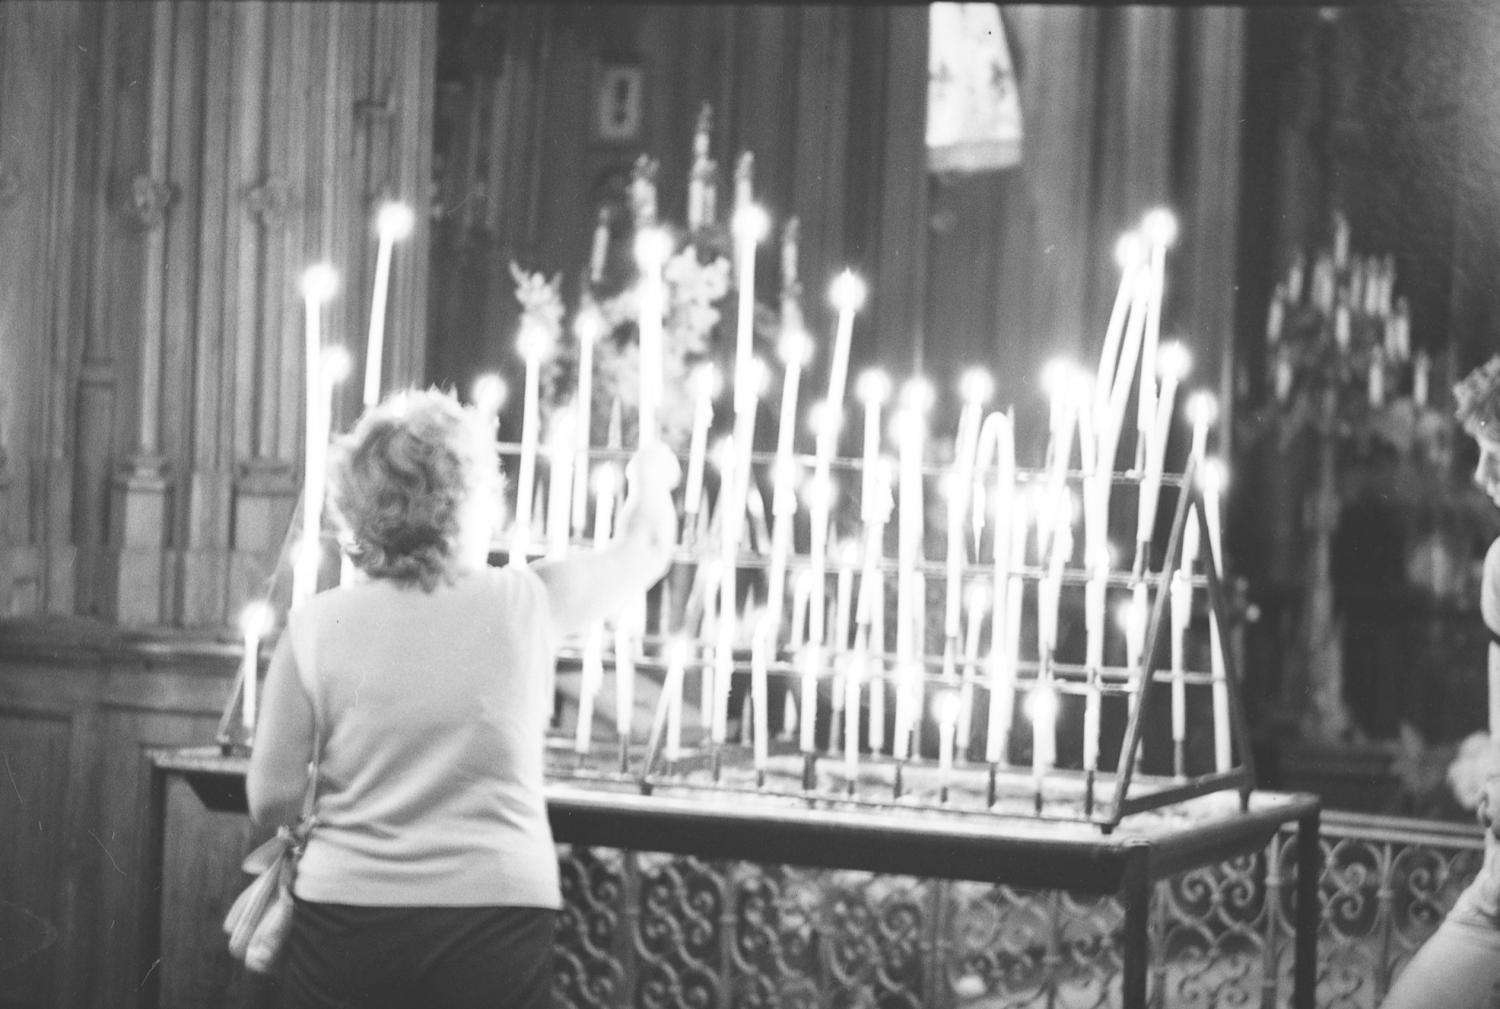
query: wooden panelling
[
  {"left": 0, "top": 626, "right": 245, "bottom": 1009},
  {"left": 0, "top": 711, "right": 71, "bottom": 1009}
]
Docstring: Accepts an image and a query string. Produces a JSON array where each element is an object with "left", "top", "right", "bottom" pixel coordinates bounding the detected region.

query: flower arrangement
[{"left": 513, "top": 108, "right": 791, "bottom": 453}]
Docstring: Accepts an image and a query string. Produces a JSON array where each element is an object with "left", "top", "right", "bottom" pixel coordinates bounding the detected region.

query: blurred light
[
  {"left": 1142, "top": 207, "right": 1180, "bottom": 247},
  {"left": 733, "top": 204, "right": 770, "bottom": 244},
  {"left": 932, "top": 689, "right": 962, "bottom": 727},
  {"left": 376, "top": 202, "right": 416, "bottom": 241},
  {"left": 829, "top": 269, "right": 868, "bottom": 313},
  {"left": 633, "top": 226, "right": 674, "bottom": 269},
  {"left": 300, "top": 263, "right": 339, "bottom": 304},
  {"left": 321, "top": 346, "right": 352, "bottom": 384},
  {"left": 856, "top": 369, "right": 892, "bottom": 406},
  {"left": 779, "top": 328, "right": 813, "bottom": 368},
  {"left": 472, "top": 374, "right": 506, "bottom": 414},
  {"left": 574, "top": 305, "right": 606, "bottom": 345},
  {"left": 959, "top": 367, "right": 994, "bottom": 405},
  {"left": 1157, "top": 341, "right": 1191, "bottom": 381},
  {"left": 1115, "top": 231, "right": 1147, "bottom": 270},
  {"left": 1186, "top": 391, "right": 1219, "bottom": 428},
  {"left": 239, "top": 601, "right": 275, "bottom": 638}
]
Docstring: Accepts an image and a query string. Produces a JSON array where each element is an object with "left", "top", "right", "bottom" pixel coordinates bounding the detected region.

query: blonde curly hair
[
  {"left": 327, "top": 388, "right": 503, "bottom": 590},
  {"left": 1455, "top": 355, "right": 1500, "bottom": 439}
]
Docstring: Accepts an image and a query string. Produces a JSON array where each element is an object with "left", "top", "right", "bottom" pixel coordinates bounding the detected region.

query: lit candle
[
  {"left": 635, "top": 227, "right": 673, "bottom": 449},
  {"left": 833, "top": 539, "right": 858, "bottom": 655},
  {"left": 1136, "top": 208, "right": 1179, "bottom": 470},
  {"left": 1414, "top": 350, "right": 1431, "bottom": 408},
  {"left": 1287, "top": 248, "right": 1306, "bottom": 304},
  {"left": 1266, "top": 286, "right": 1285, "bottom": 345},
  {"left": 1136, "top": 343, "right": 1190, "bottom": 559},
  {"left": 1334, "top": 301, "right": 1351, "bottom": 351},
  {"left": 826, "top": 271, "right": 867, "bottom": 431},
  {"left": 856, "top": 452, "right": 894, "bottom": 756},
  {"left": 630, "top": 155, "right": 659, "bottom": 229},
  {"left": 571, "top": 303, "right": 605, "bottom": 535},
  {"left": 1098, "top": 232, "right": 1146, "bottom": 420},
  {"left": 1039, "top": 359, "right": 1079, "bottom": 562},
  {"left": 1333, "top": 210, "right": 1350, "bottom": 269},
  {"left": 1027, "top": 678, "right": 1058, "bottom": 806},
  {"left": 664, "top": 638, "right": 690, "bottom": 762},
  {"left": 1369, "top": 347, "right": 1386, "bottom": 407},
  {"left": 893, "top": 378, "right": 933, "bottom": 761},
  {"left": 781, "top": 217, "right": 801, "bottom": 305},
  {"left": 684, "top": 363, "right": 719, "bottom": 523},
  {"left": 1124, "top": 585, "right": 1149, "bottom": 680},
  {"left": 750, "top": 619, "right": 772, "bottom": 772},
  {"left": 844, "top": 647, "right": 863, "bottom": 785},
  {"left": 946, "top": 370, "right": 992, "bottom": 671},
  {"left": 1170, "top": 568, "right": 1191, "bottom": 777},
  {"left": 958, "top": 582, "right": 989, "bottom": 757},
  {"left": 935, "top": 689, "right": 961, "bottom": 801},
  {"left": 1202, "top": 457, "right": 1232, "bottom": 772},
  {"left": 806, "top": 439, "right": 835, "bottom": 653},
  {"left": 510, "top": 319, "right": 551, "bottom": 565},
  {"left": 295, "top": 263, "right": 339, "bottom": 606},
  {"left": 362, "top": 203, "right": 415, "bottom": 410},
  {"left": 767, "top": 330, "right": 812, "bottom": 630},
  {"left": 589, "top": 207, "right": 611, "bottom": 285},
  {"left": 799, "top": 644, "right": 820, "bottom": 755},
  {"left": 239, "top": 601, "right": 275, "bottom": 736},
  {"left": 980, "top": 411, "right": 1016, "bottom": 766},
  {"left": 546, "top": 410, "right": 575, "bottom": 557},
  {"left": 688, "top": 103, "right": 714, "bottom": 231},
  {"left": 1274, "top": 352, "right": 1294, "bottom": 403}
]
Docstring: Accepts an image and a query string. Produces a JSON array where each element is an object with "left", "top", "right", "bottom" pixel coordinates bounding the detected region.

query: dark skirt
[{"left": 279, "top": 897, "right": 556, "bottom": 1009}]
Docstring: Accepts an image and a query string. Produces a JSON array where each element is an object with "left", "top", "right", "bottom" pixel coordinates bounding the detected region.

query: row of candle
[{"left": 514, "top": 187, "right": 1237, "bottom": 800}]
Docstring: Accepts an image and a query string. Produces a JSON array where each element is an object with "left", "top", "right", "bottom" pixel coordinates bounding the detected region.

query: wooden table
[{"left": 144, "top": 747, "right": 1320, "bottom": 1009}]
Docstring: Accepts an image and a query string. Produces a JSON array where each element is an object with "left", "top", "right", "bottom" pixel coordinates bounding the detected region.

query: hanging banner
[{"left": 926, "top": 3, "right": 1024, "bottom": 174}]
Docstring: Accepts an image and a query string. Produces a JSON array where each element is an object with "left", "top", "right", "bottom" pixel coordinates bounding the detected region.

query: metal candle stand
[{"left": 522, "top": 439, "right": 1255, "bottom": 834}]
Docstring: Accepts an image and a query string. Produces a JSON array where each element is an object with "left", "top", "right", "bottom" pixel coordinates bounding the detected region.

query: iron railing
[{"left": 552, "top": 810, "right": 1486, "bottom": 1009}]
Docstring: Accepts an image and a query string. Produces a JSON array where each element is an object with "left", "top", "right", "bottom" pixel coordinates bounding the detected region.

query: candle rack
[{"left": 514, "top": 436, "right": 1253, "bottom": 833}]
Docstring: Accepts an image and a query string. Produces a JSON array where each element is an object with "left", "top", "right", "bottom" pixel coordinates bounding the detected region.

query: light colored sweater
[{"left": 278, "top": 565, "right": 560, "bottom": 908}]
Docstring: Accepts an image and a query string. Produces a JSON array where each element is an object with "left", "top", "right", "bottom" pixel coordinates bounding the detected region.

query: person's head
[
  {"left": 327, "top": 388, "right": 503, "bottom": 590},
  {"left": 1456, "top": 356, "right": 1500, "bottom": 507}
]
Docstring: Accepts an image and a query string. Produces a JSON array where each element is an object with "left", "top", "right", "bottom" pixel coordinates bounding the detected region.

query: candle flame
[
  {"left": 633, "top": 226, "right": 674, "bottom": 268},
  {"left": 1141, "top": 207, "right": 1180, "bottom": 248},
  {"left": 376, "top": 202, "right": 416, "bottom": 241},
  {"left": 593, "top": 463, "right": 620, "bottom": 497},
  {"left": 829, "top": 269, "right": 868, "bottom": 312},
  {"left": 733, "top": 204, "right": 770, "bottom": 243},
  {"left": 899, "top": 376, "right": 935, "bottom": 415},
  {"left": 472, "top": 374, "right": 507, "bottom": 414},
  {"left": 1186, "top": 390, "right": 1219, "bottom": 428},
  {"left": 856, "top": 369, "right": 892, "bottom": 406},
  {"left": 1040, "top": 357, "right": 1076, "bottom": 399},
  {"left": 779, "top": 328, "right": 813, "bottom": 367},
  {"left": 517, "top": 320, "right": 553, "bottom": 362},
  {"left": 1157, "top": 341, "right": 1191, "bottom": 381},
  {"left": 965, "top": 582, "right": 990, "bottom": 614},
  {"left": 300, "top": 262, "right": 340, "bottom": 304},
  {"left": 691, "top": 362, "right": 722, "bottom": 399},
  {"left": 239, "top": 600, "right": 276, "bottom": 638},
  {"left": 959, "top": 367, "right": 994, "bottom": 405},
  {"left": 574, "top": 305, "right": 606, "bottom": 344}
]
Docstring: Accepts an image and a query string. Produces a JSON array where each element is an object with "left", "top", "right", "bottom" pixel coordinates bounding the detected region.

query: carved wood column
[{"left": 69, "top": 0, "right": 439, "bottom": 627}]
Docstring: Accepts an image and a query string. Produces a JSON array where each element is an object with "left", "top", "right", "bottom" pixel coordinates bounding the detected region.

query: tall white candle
[
  {"left": 799, "top": 643, "right": 821, "bottom": 754},
  {"left": 546, "top": 410, "right": 575, "bottom": 557},
  {"left": 1027, "top": 679, "right": 1058, "bottom": 799},
  {"left": 571, "top": 304, "right": 605, "bottom": 535},
  {"left": 634, "top": 227, "right": 673, "bottom": 449},
  {"left": 1137, "top": 343, "right": 1190, "bottom": 552},
  {"left": 239, "top": 602, "right": 275, "bottom": 736},
  {"left": 979, "top": 412, "right": 1016, "bottom": 765},
  {"left": 576, "top": 624, "right": 605, "bottom": 755},
  {"left": 844, "top": 648, "right": 863, "bottom": 784},
  {"left": 684, "top": 364, "right": 719, "bottom": 522},
  {"left": 768, "top": 331, "right": 812, "bottom": 629},
  {"left": 833, "top": 539, "right": 858, "bottom": 654},
  {"left": 1098, "top": 233, "right": 1146, "bottom": 422},
  {"left": 946, "top": 370, "right": 992, "bottom": 648},
  {"left": 1414, "top": 350, "right": 1431, "bottom": 408},
  {"left": 893, "top": 379, "right": 933, "bottom": 760},
  {"left": 1202, "top": 458, "right": 1232, "bottom": 772},
  {"left": 751, "top": 619, "right": 772, "bottom": 771},
  {"left": 511, "top": 320, "right": 550, "bottom": 565},
  {"left": 1136, "top": 208, "right": 1179, "bottom": 468},
  {"left": 1169, "top": 568, "right": 1191, "bottom": 774},
  {"left": 363, "top": 203, "right": 416, "bottom": 410},
  {"left": 935, "top": 689, "right": 960, "bottom": 798},
  {"left": 589, "top": 207, "right": 610, "bottom": 285},
  {"left": 295, "top": 264, "right": 339, "bottom": 606},
  {"left": 826, "top": 271, "right": 867, "bottom": 427}
]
